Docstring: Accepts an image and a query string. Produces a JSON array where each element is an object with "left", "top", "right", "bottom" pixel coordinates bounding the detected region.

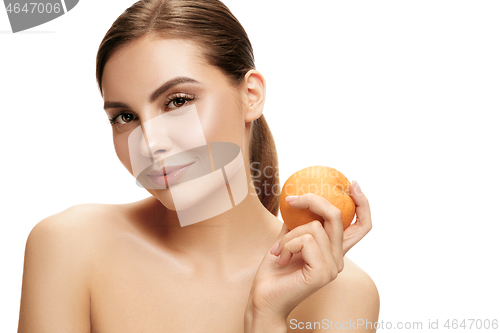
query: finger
[
  {"left": 342, "top": 181, "right": 372, "bottom": 255},
  {"left": 273, "top": 220, "right": 335, "bottom": 266},
  {"left": 342, "top": 225, "right": 369, "bottom": 255},
  {"left": 349, "top": 181, "right": 372, "bottom": 230},
  {"left": 343, "top": 181, "right": 372, "bottom": 255},
  {"left": 287, "top": 193, "right": 344, "bottom": 268},
  {"left": 270, "top": 222, "right": 290, "bottom": 255},
  {"left": 277, "top": 221, "right": 290, "bottom": 239},
  {"left": 276, "top": 233, "right": 324, "bottom": 270}
]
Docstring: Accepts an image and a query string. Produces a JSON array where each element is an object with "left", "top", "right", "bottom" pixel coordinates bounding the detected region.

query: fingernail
[
  {"left": 270, "top": 241, "right": 279, "bottom": 255},
  {"left": 286, "top": 195, "right": 299, "bottom": 202},
  {"left": 352, "top": 180, "right": 361, "bottom": 193}
]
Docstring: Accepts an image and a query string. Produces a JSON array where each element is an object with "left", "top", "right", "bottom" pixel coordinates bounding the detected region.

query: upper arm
[
  {"left": 18, "top": 206, "right": 93, "bottom": 333},
  {"left": 287, "top": 258, "right": 380, "bottom": 333}
]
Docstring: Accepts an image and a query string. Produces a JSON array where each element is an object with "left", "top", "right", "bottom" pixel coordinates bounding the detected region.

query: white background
[{"left": 1, "top": 1, "right": 499, "bottom": 332}]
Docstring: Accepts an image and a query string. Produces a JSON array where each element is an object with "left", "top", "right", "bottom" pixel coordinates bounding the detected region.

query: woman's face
[{"left": 101, "top": 35, "right": 254, "bottom": 213}]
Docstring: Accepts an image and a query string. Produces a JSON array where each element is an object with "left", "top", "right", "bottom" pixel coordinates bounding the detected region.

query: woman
[{"left": 18, "top": 0, "right": 379, "bottom": 332}]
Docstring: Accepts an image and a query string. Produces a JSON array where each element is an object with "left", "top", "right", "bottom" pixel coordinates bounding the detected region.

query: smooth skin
[{"left": 17, "top": 35, "right": 379, "bottom": 333}]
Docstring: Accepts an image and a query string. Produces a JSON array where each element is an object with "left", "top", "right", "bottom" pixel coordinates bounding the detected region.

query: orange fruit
[{"left": 279, "top": 166, "right": 355, "bottom": 230}]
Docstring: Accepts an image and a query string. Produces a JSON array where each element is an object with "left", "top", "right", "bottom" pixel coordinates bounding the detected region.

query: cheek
[
  {"left": 113, "top": 134, "right": 132, "bottom": 172},
  {"left": 198, "top": 95, "right": 245, "bottom": 145}
]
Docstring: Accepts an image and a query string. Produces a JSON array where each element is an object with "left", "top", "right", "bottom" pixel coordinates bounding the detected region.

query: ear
[{"left": 243, "top": 70, "right": 266, "bottom": 123}]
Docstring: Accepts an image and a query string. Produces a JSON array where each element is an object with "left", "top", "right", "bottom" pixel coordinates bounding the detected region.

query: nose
[{"left": 139, "top": 116, "right": 173, "bottom": 160}]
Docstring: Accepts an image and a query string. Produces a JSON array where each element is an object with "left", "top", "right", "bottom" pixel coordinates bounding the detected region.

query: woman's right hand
[{"left": 244, "top": 182, "right": 372, "bottom": 332}]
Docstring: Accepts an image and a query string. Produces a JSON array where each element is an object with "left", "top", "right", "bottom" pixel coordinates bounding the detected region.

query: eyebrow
[{"left": 103, "top": 76, "right": 199, "bottom": 110}]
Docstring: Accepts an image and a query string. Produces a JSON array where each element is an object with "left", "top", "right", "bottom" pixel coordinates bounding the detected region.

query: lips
[
  {"left": 147, "top": 162, "right": 195, "bottom": 177},
  {"left": 146, "top": 162, "right": 195, "bottom": 187}
]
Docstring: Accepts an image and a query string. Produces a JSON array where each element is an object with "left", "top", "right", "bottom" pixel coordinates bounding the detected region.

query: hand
[
  {"left": 245, "top": 181, "right": 372, "bottom": 326},
  {"left": 343, "top": 181, "right": 372, "bottom": 254}
]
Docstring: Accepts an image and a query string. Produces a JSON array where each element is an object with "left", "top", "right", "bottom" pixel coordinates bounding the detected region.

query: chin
[
  {"left": 152, "top": 167, "right": 248, "bottom": 227},
  {"left": 140, "top": 142, "right": 249, "bottom": 226}
]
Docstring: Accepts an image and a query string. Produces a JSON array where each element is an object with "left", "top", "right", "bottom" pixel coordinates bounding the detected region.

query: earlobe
[{"left": 244, "top": 70, "right": 266, "bottom": 123}]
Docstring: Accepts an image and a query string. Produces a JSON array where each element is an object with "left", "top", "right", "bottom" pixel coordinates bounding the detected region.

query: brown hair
[{"left": 95, "top": 0, "right": 280, "bottom": 216}]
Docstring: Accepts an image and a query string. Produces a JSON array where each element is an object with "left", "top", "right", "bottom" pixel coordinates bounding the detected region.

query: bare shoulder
[
  {"left": 18, "top": 202, "right": 135, "bottom": 332},
  {"left": 31, "top": 203, "right": 112, "bottom": 231},
  {"left": 27, "top": 203, "right": 122, "bottom": 252},
  {"left": 287, "top": 257, "right": 380, "bottom": 332},
  {"left": 23, "top": 201, "right": 129, "bottom": 281},
  {"left": 24, "top": 203, "right": 110, "bottom": 277},
  {"left": 25, "top": 200, "right": 143, "bottom": 267}
]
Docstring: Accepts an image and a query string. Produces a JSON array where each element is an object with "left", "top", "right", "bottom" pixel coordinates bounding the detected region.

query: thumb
[{"left": 349, "top": 180, "right": 372, "bottom": 226}]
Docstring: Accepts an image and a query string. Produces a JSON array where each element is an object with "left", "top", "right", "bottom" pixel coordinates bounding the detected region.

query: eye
[
  {"left": 165, "top": 94, "right": 195, "bottom": 110},
  {"left": 109, "top": 113, "right": 136, "bottom": 125},
  {"left": 169, "top": 97, "right": 187, "bottom": 108},
  {"left": 117, "top": 113, "right": 135, "bottom": 124}
]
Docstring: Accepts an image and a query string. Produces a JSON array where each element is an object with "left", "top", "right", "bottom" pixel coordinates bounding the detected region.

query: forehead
[{"left": 101, "top": 35, "right": 208, "bottom": 101}]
